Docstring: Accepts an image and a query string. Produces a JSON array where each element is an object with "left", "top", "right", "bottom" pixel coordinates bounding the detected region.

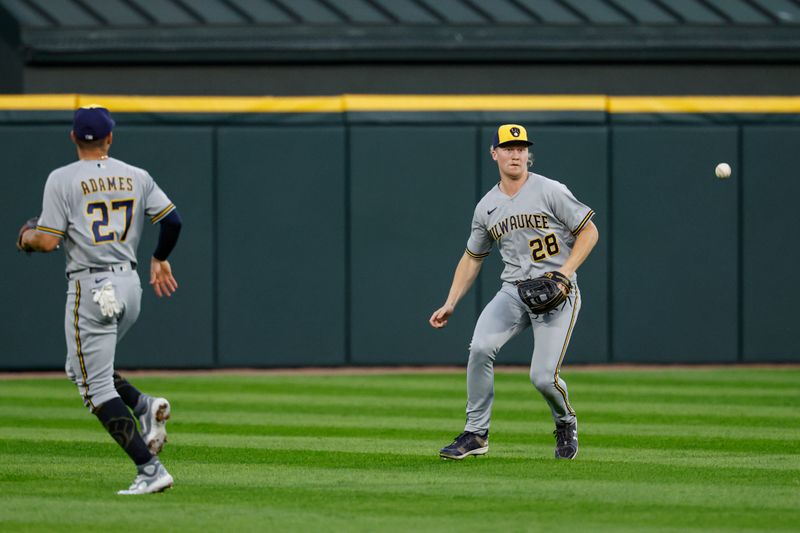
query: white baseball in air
[{"left": 715, "top": 162, "right": 732, "bottom": 179}]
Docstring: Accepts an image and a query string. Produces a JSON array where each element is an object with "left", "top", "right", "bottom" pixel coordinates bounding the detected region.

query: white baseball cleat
[
  {"left": 139, "top": 396, "right": 171, "bottom": 455},
  {"left": 117, "top": 461, "right": 173, "bottom": 495}
]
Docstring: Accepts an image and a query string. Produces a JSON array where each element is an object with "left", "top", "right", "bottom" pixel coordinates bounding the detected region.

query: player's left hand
[
  {"left": 150, "top": 257, "right": 178, "bottom": 298},
  {"left": 556, "top": 268, "right": 574, "bottom": 295},
  {"left": 430, "top": 303, "right": 455, "bottom": 329},
  {"left": 16, "top": 216, "right": 38, "bottom": 253}
]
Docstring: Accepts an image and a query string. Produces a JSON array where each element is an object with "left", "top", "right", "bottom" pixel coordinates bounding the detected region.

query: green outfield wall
[{"left": 1, "top": 95, "right": 798, "bottom": 369}]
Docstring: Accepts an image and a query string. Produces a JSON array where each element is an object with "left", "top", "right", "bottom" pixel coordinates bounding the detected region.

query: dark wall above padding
[{"left": 2, "top": 0, "right": 800, "bottom": 64}]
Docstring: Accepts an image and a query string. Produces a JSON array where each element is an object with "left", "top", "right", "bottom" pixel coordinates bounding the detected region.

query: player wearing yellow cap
[{"left": 430, "top": 124, "right": 599, "bottom": 460}]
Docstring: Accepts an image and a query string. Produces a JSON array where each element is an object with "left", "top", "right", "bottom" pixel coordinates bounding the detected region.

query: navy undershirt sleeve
[{"left": 153, "top": 209, "right": 182, "bottom": 261}]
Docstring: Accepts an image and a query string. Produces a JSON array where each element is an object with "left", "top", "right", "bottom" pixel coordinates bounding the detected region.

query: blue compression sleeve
[{"left": 153, "top": 209, "right": 182, "bottom": 261}]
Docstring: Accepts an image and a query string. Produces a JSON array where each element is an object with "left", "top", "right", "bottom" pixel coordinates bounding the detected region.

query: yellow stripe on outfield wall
[
  {"left": 343, "top": 94, "right": 607, "bottom": 111},
  {"left": 0, "top": 94, "right": 78, "bottom": 110},
  {"left": 76, "top": 94, "right": 607, "bottom": 112},
  {"left": 610, "top": 96, "right": 800, "bottom": 114},
  {"left": 76, "top": 95, "right": 344, "bottom": 113},
  {"left": 1, "top": 94, "right": 800, "bottom": 114}
]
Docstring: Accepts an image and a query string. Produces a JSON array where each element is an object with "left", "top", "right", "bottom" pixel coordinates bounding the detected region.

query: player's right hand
[
  {"left": 429, "top": 304, "right": 455, "bottom": 329},
  {"left": 150, "top": 257, "right": 178, "bottom": 298}
]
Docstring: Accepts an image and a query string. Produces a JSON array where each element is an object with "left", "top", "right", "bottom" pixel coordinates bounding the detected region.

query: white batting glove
[{"left": 92, "top": 282, "right": 121, "bottom": 318}]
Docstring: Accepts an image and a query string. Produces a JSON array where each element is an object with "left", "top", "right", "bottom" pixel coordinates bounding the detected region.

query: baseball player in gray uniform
[
  {"left": 17, "top": 106, "right": 183, "bottom": 494},
  {"left": 430, "top": 124, "right": 599, "bottom": 460}
]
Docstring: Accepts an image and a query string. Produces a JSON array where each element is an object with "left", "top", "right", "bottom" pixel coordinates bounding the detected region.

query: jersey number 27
[{"left": 86, "top": 199, "right": 134, "bottom": 244}]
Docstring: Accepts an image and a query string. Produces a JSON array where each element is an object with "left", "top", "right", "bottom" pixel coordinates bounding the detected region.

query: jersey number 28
[
  {"left": 529, "top": 233, "right": 560, "bottom": 262},
  {"left": 86, "top": 199, "right": 134, "bottom": 244}
]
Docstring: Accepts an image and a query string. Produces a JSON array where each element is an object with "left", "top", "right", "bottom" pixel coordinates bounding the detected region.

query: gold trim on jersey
[
  {"left": 553, "top": 290, "right": 579, "bottom": 416},
  {"left": 112, "top": 198, "right": 136, "bottom": 242},
  {"left": 489, "top": 213, "right": 550, "bottom": 241},
  {"left": 572, "top": 211, "right": 595, "bottom": 236},
  {"left": 529, "top": 232, "right": 561, "bottom": 263},
  {"left": 150, "top": 204, "right": 175, "bottom": 224},
  {"left": 73, "top": 281, "right": 95, "bottom": 411},
  {"left": 465, "top": 248, "right": 490, "bottom": 259},
  {"left": 35, "top": 225, "right": 65, "bottom": 237},
  {"left": 86, "top": 201, "right": 116, "bottom": 244}
]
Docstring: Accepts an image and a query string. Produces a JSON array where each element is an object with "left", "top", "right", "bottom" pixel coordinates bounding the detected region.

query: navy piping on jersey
[
  {"left": 571, "top": 210, "right": 595, "bottom": 236},
  {"left": 150, "top": 203, "right": 175, "bottom": 224},
  {"left": 553, "top": 290, "right": 579, "bottom": 416},
  {"left": 465, "top": 248, "right": 491, "bottom": 259},
  {"left": 36, "top": 225, "right": 65, "bottom": 237},
  {"left": 73, "top": 280, "right": 95, "bottom": 411}
]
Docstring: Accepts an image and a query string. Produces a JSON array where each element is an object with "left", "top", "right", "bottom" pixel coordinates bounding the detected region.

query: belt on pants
[{"left": 66, "top": 262, "right": 136, "bottom": 280}]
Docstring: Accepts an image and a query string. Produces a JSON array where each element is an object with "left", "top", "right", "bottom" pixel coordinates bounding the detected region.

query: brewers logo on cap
[{"left": 492, "top": 124, "right": 533, "bottom": 148}]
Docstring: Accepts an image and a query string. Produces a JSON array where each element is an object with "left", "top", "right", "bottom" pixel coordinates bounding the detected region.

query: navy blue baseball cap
[{"left": 73, "top": 105, "right": 115, "bottom": 141}]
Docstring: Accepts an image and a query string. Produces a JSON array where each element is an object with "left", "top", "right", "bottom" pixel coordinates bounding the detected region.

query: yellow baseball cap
[{"left": 492, "top": 124, "right": 533, "bottom": 148}]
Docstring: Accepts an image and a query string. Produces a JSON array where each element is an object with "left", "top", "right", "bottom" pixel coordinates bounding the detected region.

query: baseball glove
[
  {"left": 17, "top": 216, "right": 39, "bottom": 252},
  {"left": 516, "top": 271, "right": 572, "bottom": 315}
]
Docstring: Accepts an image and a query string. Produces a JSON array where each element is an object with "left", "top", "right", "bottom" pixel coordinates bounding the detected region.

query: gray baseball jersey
[
  {"left": 466, "top": 172, "right": 594, "bottom": 283},
  {"left": 36, "top": 157, "right": 175, "bottom": 273},
  {"left": 462, "top": 172, "right": 594, "bottom": 435},
  {"left": 35, "top": 156, "right": 174, "bottom": 410}
]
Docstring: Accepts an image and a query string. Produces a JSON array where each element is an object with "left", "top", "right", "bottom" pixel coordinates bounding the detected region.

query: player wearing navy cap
[
  {"left": 430, "top": 124, "right": 599, "bottom": 460},
  {"left": 17, "top": 105, "right": 183, "bottom": 494}
]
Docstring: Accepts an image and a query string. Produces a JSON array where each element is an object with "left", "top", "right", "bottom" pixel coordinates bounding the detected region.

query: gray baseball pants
[
  {"left": 464, "top": 282, "right": 580, "bottom": 433},
  {"left": 63, "top": 267, "right": 142, "bottom": 412}
]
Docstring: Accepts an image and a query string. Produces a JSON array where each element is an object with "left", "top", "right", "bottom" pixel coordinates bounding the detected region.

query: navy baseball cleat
[
  {"left": 139, "top": 396, "right": 171, "bottom": 455},
  {"left": 554, "top": 420, "right": 578, "bottom": 459},
  {"left": 439, "top": 431, "right": 489, "bottom": 460}
]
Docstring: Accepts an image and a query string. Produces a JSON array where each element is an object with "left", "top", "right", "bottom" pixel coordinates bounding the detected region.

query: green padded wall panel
[
  {"left": 350, "top": 126, "right": 478, "bottom": 364},
  {"left": 612, "top": 126, "right": 738, "bottom": 362},
  {"left": 741, "top": 126, "right": 800, "bottom": 362},
  {"left": 217, "top": 126, "right": 346, "bottom": 366}
]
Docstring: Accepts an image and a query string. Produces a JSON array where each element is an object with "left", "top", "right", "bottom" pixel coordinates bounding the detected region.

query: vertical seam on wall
[
  {"left": 606, "top": 121, "right": 614, "bottom": 363},
  {"left": 344, "top": 124, "right": 352, "bottom": 365},
  {"left": 736, "top": 124, "right": 743, "bottom": 363},
  {"left": 212, "top": 126, "right": 219, "bottom": 367}
]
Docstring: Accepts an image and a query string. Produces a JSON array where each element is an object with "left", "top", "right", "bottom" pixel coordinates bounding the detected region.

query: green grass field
[{"left": 1, "top": 367, "right": 798, "bottom": 532}]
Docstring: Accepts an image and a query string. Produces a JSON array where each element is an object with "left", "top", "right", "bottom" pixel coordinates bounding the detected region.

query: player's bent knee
[
  {"left": 469, "top": 333, "right": 506, "bottom": 358},
  {"left": 530, "top": 372, "right": 557, "bottom": 393},
  {"left": 468, "top": 340, "right": 498, "bottom": 362}
]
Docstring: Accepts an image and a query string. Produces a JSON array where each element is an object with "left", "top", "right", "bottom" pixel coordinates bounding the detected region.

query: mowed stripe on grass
[{"left": 1, "top": 368, "right": 798, "bottom": 532}]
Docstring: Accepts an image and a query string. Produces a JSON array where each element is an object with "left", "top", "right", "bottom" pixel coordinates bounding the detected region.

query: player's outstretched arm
[
  {"left": 429, "top": 252, "right": 484, "bottom": 329},
  {"left": 557, "top": 220, "right": 599, "bottom": 279},
  {"left": 150, "top": 257, "right": 178, "bottom": 298}
]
